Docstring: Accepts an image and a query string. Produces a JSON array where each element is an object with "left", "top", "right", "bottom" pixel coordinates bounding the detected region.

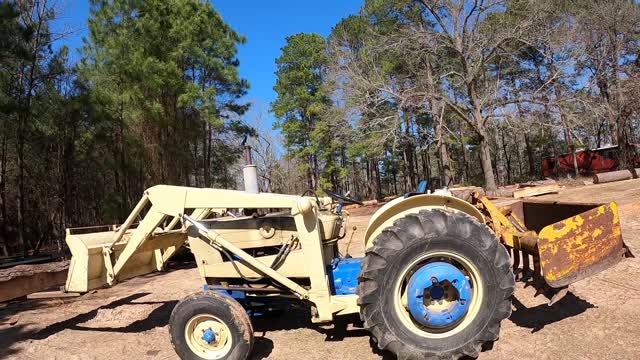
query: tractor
[{"left": 63, "top": 160, "right": 630, "bottom": 359}]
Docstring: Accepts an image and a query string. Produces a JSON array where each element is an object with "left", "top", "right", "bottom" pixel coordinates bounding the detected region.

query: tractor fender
[{"left": 363, "top": 194, "right": 485, "bottom": 249}]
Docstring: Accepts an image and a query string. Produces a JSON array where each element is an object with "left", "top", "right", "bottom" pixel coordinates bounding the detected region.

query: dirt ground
[{"left": 2, "top": 179, "right": 640, "bottom": 360}]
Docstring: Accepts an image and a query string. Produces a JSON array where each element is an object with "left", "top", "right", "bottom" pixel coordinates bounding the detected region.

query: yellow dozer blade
[
  {"left": 536, "top": 202, "right": 629, "bottom": 287},
  {"left": 479, "top": 197, "right": 632, "bottom": 288}
]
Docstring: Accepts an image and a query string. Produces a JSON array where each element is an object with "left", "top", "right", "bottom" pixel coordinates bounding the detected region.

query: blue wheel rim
[{"left": 406, "top": 261, "right": 473, "bottom": 329}]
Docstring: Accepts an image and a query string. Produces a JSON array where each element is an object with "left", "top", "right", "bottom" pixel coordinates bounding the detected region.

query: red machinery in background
[{"left": 542, "top": 144, "right": 640, "bottom": 177}]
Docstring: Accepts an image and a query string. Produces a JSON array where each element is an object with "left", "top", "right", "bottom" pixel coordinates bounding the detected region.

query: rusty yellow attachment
[
  {"left": 484, "top": 197, "right": 633, "bottom": 288},
  {"left": 534, "top": 201, "right": 630, "bottom": 288}
]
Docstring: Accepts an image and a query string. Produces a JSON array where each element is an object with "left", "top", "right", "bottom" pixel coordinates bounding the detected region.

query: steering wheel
[{"left": 323, "top": 189, "right": 364, "bottom": 205}]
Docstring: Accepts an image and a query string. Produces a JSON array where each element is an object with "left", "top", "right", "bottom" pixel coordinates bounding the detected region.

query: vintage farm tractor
[{"left": 64, "top": 166, "right": 630, "bottom": 359}]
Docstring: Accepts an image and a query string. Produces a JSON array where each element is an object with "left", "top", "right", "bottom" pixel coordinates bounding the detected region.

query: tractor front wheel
[
  {"left": 170, "top": 291, "right": 253, "bottom": 360},
  {"left": 358, "top": 209, "right": 515, "bottom": 359}
]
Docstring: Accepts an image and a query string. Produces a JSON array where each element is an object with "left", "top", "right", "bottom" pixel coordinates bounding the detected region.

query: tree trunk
[
  {"left": 458, "top": 118, "right": 468, "bottom": 184},
  {"left": 524, "top": 133, "right": 536, "bottom": 178},
  {"left": 402, "top": 113, "right": 417, "bottom": 190},
  {"left": 0, "top": 125, "right": 8, "bottom": 256},
  {"left": 494, "top": 128, "right": 507, "bottom": 186},
  {"left": 468, "top": 82, "right": 497, "bottom": 190},
  {"left": 414, "top": 148, "right": 421, "bottom": 183},
  {"left": 307, "top": 155, "right": 314, "bottom": 190},
  {"left": 437, "top": 122, "right": 451, "bottom": 187},
  {"left": 434, "top": 104, "right": 452, "bottom": 187},
  {"left": 479, "top": 130, "right": 497, "bottom": 190},
  {"left": 514, "top": 134, "right": 523, "bottom": 181},
  {"left": 16, "top": 116, "right": 27, "bottom": 256},
  {"left": 554, "top": 84, "right": 579, "bottom": 178},
  {"left": 373, "top": 159, "right": 382, "bottom": 200},
  {"left": 500, "top": 128, "right": 512, "bottom": 185},
  {"left": 423, "top": 150, "right": 431, "bottom": 184}
]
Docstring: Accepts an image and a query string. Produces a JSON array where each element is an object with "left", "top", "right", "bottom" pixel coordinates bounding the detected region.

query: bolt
[
  {"left": 460, "top": 299, "right": 466, "bottom": 305},
  {"left": 431, "top": 277, "right": 438, "bottom": 284},
  {"left": 438, "top": 300, "right": 443, "bottom": 305}
]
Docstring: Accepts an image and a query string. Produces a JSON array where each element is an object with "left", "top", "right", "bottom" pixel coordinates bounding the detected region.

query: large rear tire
[
  {"left": 358, "top": 209, "right": 514, "bottom": 360},
  {"left": 170, "top": 291, "right": 253, "bottom": 360}
]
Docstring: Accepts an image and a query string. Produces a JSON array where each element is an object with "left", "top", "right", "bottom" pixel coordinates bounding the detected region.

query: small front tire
[{"left": 170, "top": 291, "right": 253, "bottom": 360}]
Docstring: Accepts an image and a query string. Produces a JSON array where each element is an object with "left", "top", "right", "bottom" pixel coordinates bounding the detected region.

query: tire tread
[{"left": 357, "top": 209, "right": 514, "bottom": 360}]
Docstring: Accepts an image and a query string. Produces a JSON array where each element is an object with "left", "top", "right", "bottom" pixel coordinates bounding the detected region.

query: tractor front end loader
[{"left": 64, "top": 183, "right": 630, "bottom": 360}]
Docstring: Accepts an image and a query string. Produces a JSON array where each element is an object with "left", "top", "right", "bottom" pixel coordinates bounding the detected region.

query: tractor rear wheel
[
  {"left": 357, "top": 209, "right": 514, "bottom": 360},
  {"left": 170, "top": 291, "right": 253, "bottom": 360}
]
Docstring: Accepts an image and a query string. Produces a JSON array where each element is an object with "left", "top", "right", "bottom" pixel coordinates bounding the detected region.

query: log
[
  {"left": 382, "top": 195, "right": 400, "bottom": 202},
  {"left": 513, "top": 184, "right": 561, "bottom": 198},
  {"left": 0, "top": 261, "right": 69, "bottom": 302},
  {"left": 485, "top": 185, "right": 518, "bottom": 198},
  {"left": 27, "top": 290, "right": 80, "bottom": 300},
  {"left": 0, "top": 255, "right": 56, "bottom": 269},
  {"left": 362, "top": 199, "right": 378, "bottom": 206},
  {"left": 451, "top": 186, "right": 484, "bottom": 202},
  {"left": 518, "top": 179, "right": 557, "bottom": 187},
  {"left": 592, "top": 169, "right": 640, "bottom": 184}
]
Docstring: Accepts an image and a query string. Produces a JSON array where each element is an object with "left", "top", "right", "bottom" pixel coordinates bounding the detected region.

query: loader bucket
[
  {"left": 65, "top": 226, "right": 187, "bottom": 292},
  {"left": 509, "top": 200, "right": 631, "bottom": 288}
]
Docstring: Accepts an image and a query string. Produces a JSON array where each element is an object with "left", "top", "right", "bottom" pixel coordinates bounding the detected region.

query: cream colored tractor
[{"left": 65, "top": 175, "right": 629, "bottom": 359}]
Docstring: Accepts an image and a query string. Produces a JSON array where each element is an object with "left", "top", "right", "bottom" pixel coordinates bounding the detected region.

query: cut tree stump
[{"left": 513, "top": 184, "right": 561, "bottom": 198}]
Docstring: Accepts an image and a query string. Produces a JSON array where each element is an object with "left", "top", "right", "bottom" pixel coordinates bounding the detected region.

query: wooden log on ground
[
  {"left": 518, "top": 179, "right": 557, "bottom": 187},
  {"left": 592, "top": 169, "right": 640, "bottom": 184},
  {"left": 27, "top": 290, "right": 80, "bottom": 300},
  {"left": 382, "top": 195, "right": 400, "bottom": 202},
  {"left": 485, "top": 185, "right": 518, "bottom": 198},
  {"left": 362, "top": 199, "right": 378, "bottom": 206},
  {"left": 0, "top": 255, "right": 56, "bottom": 269},
  {"left": 513, "top": 184, "right": 561, "bottom": 198},
  {"left": 451, "top": 186, "right": 484, "bottom": 202},
  {"left": 0, "top": 260, "right": 69, "bottom": 302}
]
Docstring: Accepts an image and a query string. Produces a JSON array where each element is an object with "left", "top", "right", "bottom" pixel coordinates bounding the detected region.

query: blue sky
[{"left": 54, "top": 0, "right": 362, "bottom": 135}]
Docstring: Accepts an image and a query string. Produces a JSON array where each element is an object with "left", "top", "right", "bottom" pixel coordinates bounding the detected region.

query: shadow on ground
[
  {"left": 251, "top": 304, "right": 369, "bottom": 340},
  {"left": 251, "top": 304, "right": 388, "bottom": 359},
  {"left": 0, "top": 292, "right": 177, "bottom": 359},
  {"left": 0, "top": 285, "right": 596, "bottom": 359},
  {"left": 510, "top": 291, "right": 595, "bottom": 333}
]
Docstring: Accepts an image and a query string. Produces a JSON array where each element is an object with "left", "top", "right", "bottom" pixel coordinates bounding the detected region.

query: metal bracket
[{"left": 102, "top": 247, "right": 116, "bottom": 286}]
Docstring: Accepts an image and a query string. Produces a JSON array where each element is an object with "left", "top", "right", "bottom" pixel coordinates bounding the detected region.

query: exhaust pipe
[{"left": 243, "top": 145, "right": 259, "bottom": 194}]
